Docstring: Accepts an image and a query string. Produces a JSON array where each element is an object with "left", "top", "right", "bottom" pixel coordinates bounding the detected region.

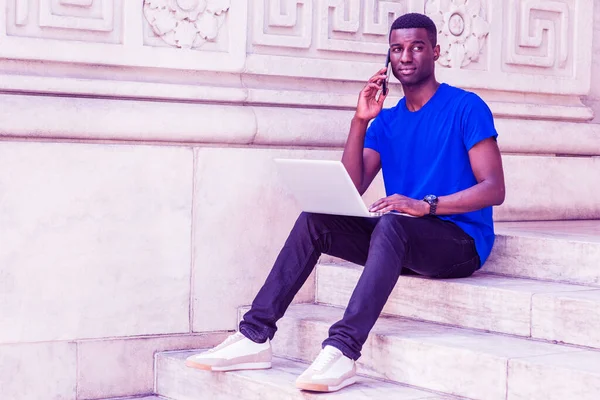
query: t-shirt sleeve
[
  {"left": 364, "top": 115, "right": 383, "bottom": 153},
  {"left": 462, "top": 93, "right": 498, "bottom": 151}
]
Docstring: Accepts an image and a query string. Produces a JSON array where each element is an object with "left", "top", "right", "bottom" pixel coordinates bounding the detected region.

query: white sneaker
[
  {"left": 296, "top": 345, "right": 357, "bottom": 392},
  {"left": 185, "top": 332, "right": 272, "bottom": 372}
]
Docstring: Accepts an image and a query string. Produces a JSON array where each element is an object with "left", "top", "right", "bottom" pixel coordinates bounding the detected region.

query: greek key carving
[
  {"left": 505, "top": 0, "right": 569, "bottom": 68},
  {"left": 252, "top": 0, "right": 313, "bottom": 48},
  {"left": 317, "top": 0, "right": 409, "bottom": 54}
]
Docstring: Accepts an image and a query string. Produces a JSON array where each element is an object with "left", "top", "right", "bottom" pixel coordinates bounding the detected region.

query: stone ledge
[
  {"left": 1, "top": 93, "right": 599, "bottom": 155},
  {"left": 0, "top": 93, "right": 257, "bottom": 144},
  {"left": 0, "top": 72, "right": 594, "bottom": 122}
]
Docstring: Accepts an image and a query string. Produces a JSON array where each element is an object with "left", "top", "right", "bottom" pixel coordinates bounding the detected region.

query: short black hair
[{"left": 389, "top": 13, "right": 438, "bottom": 47}]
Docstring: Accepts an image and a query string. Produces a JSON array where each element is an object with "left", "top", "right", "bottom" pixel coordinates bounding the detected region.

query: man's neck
[{"left": 403, "top": 78, "right": 440, "bottom": 112}]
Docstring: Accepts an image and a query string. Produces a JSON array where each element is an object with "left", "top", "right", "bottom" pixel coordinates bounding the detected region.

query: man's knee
[
  {"left": 294, "top": 212, "right": 358, "bottom": 239},
  {"left": 372, "top": 214, "right": 408, "bottom": 238}
]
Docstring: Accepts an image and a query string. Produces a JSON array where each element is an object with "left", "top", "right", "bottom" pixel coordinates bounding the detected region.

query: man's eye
[
  {"left": 392, "top": 47, "right": 402, "bottom": 52},
  {"left": 413, "top": 46, "right": 423, "bottom": 51}
]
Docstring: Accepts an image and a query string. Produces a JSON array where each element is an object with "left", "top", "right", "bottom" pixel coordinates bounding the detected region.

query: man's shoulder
[{"left": 441, "top": 83, "right": 488, "bottom": 108}]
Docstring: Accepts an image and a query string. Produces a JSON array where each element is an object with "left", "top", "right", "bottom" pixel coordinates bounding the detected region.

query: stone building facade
[{"left": 0, "top": 1, "right": 599, "bottom": 399}]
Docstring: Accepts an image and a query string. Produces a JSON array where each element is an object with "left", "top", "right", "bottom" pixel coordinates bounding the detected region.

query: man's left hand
[{"left": 369, "top": 194, "right": 430, "bottom": 217}]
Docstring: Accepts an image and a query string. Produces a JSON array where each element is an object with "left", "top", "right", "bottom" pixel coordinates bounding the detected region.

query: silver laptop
[{"left": 274, "top": 158, "right": 405, "bottom": 218}]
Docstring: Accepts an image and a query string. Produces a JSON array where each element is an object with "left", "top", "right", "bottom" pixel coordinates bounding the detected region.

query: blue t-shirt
[{"left": 364, "top": 83, "right": 498, "bottom": 266}]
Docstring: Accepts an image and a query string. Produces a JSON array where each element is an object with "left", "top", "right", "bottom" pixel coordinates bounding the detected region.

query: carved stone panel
[
  {"left": 503, "top": 0, "right": 573, "bottom": 76},
  {"left": 426, "top": 0, "right": 490, "bottom": 69},
  {"left": 316, "top": 0, "right": 409, "bottom": 54},
  {"left": 6, "top": 0, "right": 123, "bottom": 43},
  {"left": 0, "top": 0, "right": 248, "bottom": 72},
  {"left": 143, "top": 0, "right": 231, "bottom": 50},
  {"left": 245, "top": 0, "right": 592, "bottom": 96},
  {"left": 250, "top": 0, "right": 414, "bottom": 57},
  {"left": 252, "top": 0, "right": 313, "bottom": 49}
]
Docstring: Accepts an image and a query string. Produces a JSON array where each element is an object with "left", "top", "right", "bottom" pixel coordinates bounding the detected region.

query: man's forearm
[
  {"left": 342, "top": 117, "right": 370, "bottom": 192},
  {"left": 435, "top": 180, "right": 505, "bottom": 215}
]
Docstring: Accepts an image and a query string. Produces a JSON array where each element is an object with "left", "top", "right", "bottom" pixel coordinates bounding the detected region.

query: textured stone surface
[
  {"left": 2, "top": 94, "right": 600, "bottom": 154},
  {"left": 156, "top": 351, "right": 454, "bottom": 399},
  {"left": 496, "top": 155, "right": 600, "bottom": 221},
  {"left": 486, "top": 221, "right": 600, "bottom": 286},
  {"left": 495, "top": 118, "right": 600, "bottom": 155},
  {"left": 273, "top": 304, "right": 580, "bottom": 400},
  {"left": 99, "top": 397, "right": 164, "bottom": 400},
  {"left": 110, "top": 397, "right": 164, "bottom": 400},
  {"left": 583, "top": 6, "right": 600, "bottom": 124},
  {"left": 252, "top": 107, "right": 354, "bottom": 147},
  {"left": 532, "top": 290, "right": 600, "bottom": 349},
  {"left": 0, "top": 142, "right": 193, "bottom": 342},
  {"left": 507, "top": 351, "right": 600, "bottom": 400},
  {"left": 77, "top": 332, "right": 230, "bottom": 400},
  {"left": 0, "top": 94, "right": 256, "bottom": 143},
  {"left": 0, "top": 341, "right": 76, "bottom": 400},
  {"left": 192, "top": 148, "right": 343, "bottom": 332},
  {"left": 317, "top": 263, "right": 591, "bottom": 336}
]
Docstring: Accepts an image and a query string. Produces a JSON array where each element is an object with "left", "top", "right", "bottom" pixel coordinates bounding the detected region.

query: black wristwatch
[{"left": 423, "top": 195, "right": 438, "bottom": 215}]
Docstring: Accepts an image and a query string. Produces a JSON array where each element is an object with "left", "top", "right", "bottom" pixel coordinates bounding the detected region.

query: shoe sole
[
  {"left": 296, "top": 376, "right": 357, "bottom": 392},
  {"left": 185, "top": 360, "right": 272, "bottom": 372}
]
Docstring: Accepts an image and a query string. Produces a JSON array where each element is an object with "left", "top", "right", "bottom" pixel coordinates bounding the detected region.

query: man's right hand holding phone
[{"left": 354, "top": 67, "right": 389, "bottom": 123}]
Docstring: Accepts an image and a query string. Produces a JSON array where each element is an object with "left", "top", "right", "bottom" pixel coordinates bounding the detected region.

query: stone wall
[
  {"left": 0, "top": 142, "right": 317, "bottom": 399},
  {"left": 0, "top": 1, "right": 599, "bottom": 399},
  {"left": 583, "top": 7, "right": 600, "bottom": 123}
]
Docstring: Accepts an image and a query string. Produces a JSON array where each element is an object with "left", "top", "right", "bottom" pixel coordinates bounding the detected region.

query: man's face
[{"left": 388, "top": 28, "right": 440, "bottom": 87}]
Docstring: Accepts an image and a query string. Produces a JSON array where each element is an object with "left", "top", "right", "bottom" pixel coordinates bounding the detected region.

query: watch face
[{"left": 425, "top": 195, "right": 438, "bottom": 203}]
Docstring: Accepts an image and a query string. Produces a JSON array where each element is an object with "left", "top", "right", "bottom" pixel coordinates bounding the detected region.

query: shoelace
[
  {"left": 311, "top": 348, "right": 338, "bottom": 371},
  {"left": 206, "top": 332, "right": 244, "bottom": 353}
]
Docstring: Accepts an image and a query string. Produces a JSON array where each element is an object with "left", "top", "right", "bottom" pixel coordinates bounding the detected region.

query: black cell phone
[{"left": 382, "top": 49, "right": 391, "bottom": 96}]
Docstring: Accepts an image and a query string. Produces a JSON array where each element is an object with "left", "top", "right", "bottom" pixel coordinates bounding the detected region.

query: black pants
[{"left": 239, "top": 212, "right": 480, "bottom": 360}]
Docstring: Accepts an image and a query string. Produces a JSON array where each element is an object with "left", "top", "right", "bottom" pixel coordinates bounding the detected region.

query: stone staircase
[{"left": 106, "top": 220, "right": 600, "bottom": 400}]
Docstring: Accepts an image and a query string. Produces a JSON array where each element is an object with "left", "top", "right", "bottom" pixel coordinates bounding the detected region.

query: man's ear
[{"left": 433, "top": 44, "right": 441, "bottom": 61}]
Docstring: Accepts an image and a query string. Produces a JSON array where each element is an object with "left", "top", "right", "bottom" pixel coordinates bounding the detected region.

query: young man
[{"left": 185, "top": 13, "right": 505, "bottom": 393}]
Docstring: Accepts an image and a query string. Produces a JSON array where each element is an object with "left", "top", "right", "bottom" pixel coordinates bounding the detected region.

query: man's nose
[{"left": 400, "top": 49, "right": 413, "bottom": 63}]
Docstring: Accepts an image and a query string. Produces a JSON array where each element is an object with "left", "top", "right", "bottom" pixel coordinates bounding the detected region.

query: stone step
[
  {"left": 487, "top": 220, "right": 600, "bottom": 286},
  {"left": 270, "top": 304, "right": 600, "bottom": 400},
  {"left": 99, "top": 397, "right": 166, "bottom": 400},
  {"left": 494, "top": 156, "right": 600, "bottom": 221},
  {"left": 154, "top": 350, "right": 456, "bottom": 399},
  {"left": 316, "top": 263, "right": 600, "bottom": 348}
]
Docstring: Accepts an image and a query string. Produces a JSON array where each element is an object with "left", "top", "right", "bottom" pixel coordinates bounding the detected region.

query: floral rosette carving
[
  {"left": 426, "top": 0, "right": 490, "bottom": 68},
  {"left": 144, "top": 0, "right": 231, "bottom": 49}
]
